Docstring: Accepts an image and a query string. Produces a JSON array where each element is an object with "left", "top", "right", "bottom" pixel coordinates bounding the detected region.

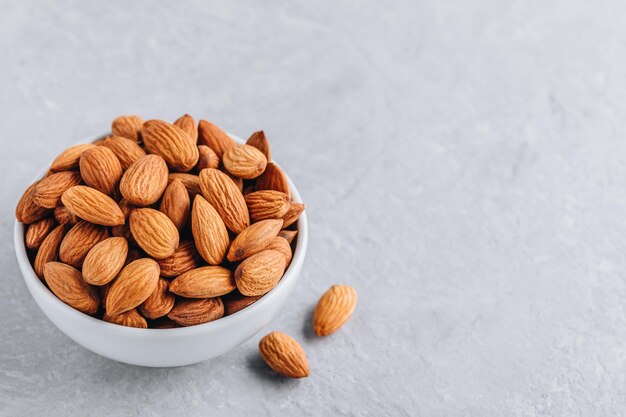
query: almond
[
  {"left": 25, "top": 217, "right": 56, "bottom": 250},
  {"left": 246, "top": 130, "right": 271, "bottom": 161},
  {"left": 61, "top": 186, "right": 125, "bottom": 226},
  {"left": 43, "top": 262, "right": 100, "bottom": 315},
  {"left": 225, "top": 170, "right": 244, "bottom": 192},
  {"left": 33, "top": 171, "right": 82, "bottom": 208},
  {"left": 168, "top": 173, "right": 201, "bottom": 197},
  {"left": 263, "top": 236, "right": 292, "bottom": 266},
  {"left": 142, "top": 120, "right": 199, "bottom": 172},
  {"left": 82, "top": 237, "right": 129, "bottom": 285},
  {"left": 196, "top": 145, "right": 219, "bottom": 171},
  {"left": 160, "top": 179, "right": 190, "bottom": 231},
  {"left": 106, "top": 258, "right": 160, "bottom": 315},
  {"left": 234, "top": 250, "right": 286, "bottom": 296},
  {"left": 167, "top": 297, "right": 224, "bottom": 327},
  {"left": 111, "top": 199, "right": 135, "bottom": 240},
  {"left": 170, "top": 266, "right": 236, "bottom": 298},
  {"left": 258, "top": 332, "right": 310, "bottom": 378},
  {"left": 223, "top": 144, "right": 267, "bottom": 179},
  {"left": 277, "top": 229, "right": 297, "bottom": 244},
  {"left": 223, "top": 291, "right": 261, "bottom": 315},
  {"left": 245, "top": 190, "right": 290, "bottom": 222},
  {"left": 59, "top": 221, "right": 110, "bottom": 268},
  {"left": 198, "top": 120, "right": 236, "bottom": 159},
  {"left": 49, "top": 144, "right": 97, "bottom": 172},
  {"left": 282, "top": 202, "right": 305, "bottom": 228},
  {"left": 174, "top": 114, "right": 198, "bottom": 143},
  {"left": 33, "top": 225, "right": 66, "bottom": 278},
  {"left": 111, "top": 115, "right": 143, "bottom": 141},
  {"left": 79, "top": 146, "right": 123, "bottom": 196},
  {"left": 101, "top": 136, "right": 146, "bottom": 170},
  {"left": 256, "top": 162, "right": 290, "bottom": 198},
  {"left": 227, "top": 219, "right": 283, "bottom": 262},
  {"left": 54, "top": 206, "right": 78, "bottom": 225},
  {"left": 138, "top": 278, "right": 175, "bottom": 319},
  {"left": 313, "top": 285, "right": 357, "bottom": 336},
  {"left": 16, "top": 180, "right": 50, "bottom": 224},
  {"left": 199, "top": 168, "right": 250, "bottom": 233},
  {"left": 119, "top": 154, "right": 169, "bottom": 206},
  {"left": 157, "top": 241, "right": 201, "bottom": 277},
  {"left": 103, "top": 309, "right": 147, "bottom": 328},
  {"left": 130, "top": 208, "right": 179, "bottom": 259},
  {"left": 190, "top": 195, "right": 229, "bottom": 265}
]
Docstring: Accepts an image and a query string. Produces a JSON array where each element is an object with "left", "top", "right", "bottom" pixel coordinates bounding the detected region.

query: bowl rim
[{"left": 14, "top": 132, "right": 308, "bottom": 336}]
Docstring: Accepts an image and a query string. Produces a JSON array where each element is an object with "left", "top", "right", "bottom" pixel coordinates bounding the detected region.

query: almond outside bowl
[{"left": 13, "top": 133, "right": 308, "bottom": 367}]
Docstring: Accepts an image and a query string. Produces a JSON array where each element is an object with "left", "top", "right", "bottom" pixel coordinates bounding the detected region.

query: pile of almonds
[{"left": 16, "top": 115, "right": 305, "bottom": 328}]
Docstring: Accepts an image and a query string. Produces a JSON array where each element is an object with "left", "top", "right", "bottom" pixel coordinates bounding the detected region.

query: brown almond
[
  {"left": 174, "top": 114, "right": 198, "bottom": 144},
  {"left": 234, "top": 250, "right": 286, "bottom": 296},
  {"left": 138, "top": 278, "right": 175, "bottom": 319},
  {"left": 59, "top": 221, "right": 110, "bottom": 268},
  {"left": 198, "top": 120, "right": 236, "bottom": 159},
  {"left": 313, "top": 285, "right": 357, "bottom": 336},
  {"left": 119, "top": 154, "right": 169, "bottom": 206},
  {"left": 264, "top": 236, "right": 292, "bottom": 266},
  {"left": 196, "top": 145, "right": 219, "bottom": 171},
  {"left": 227, "top": 219, "right": 283, "bottom": 262},
  {"left": 79, "top": 146, "right": 123, "bottom": 196},
  {"left": 129, "top": 208, "right": 179, "bottom": 259},
  {"left": 111, "top": 115, "right": 143, "bottom": 141},
  {"left": 49, "top": 144, "right": 97, "bottom": 172},
  {"left": 223, "top": 291, "right": 261, "bottom": 316},
  {"left": 191, "top": 195, "right": 229, "bottom": 265},
  {"left": 258, "top": 332, "right": 310, "bottom": 378},
  {"left": 101, "top": 136, "right": 146, "bottom": 170},
  {"left": 82, "top": 237, "right": 129, "bottom": 285},
  {"left": 25, "top": 217, "right": 56, "bottom": 250},
  {"left": 61, "top": 186, "right": 125, "bottom": 226},
  {"left": 142, "top": 120, "right": 199, "bottom": 172},
  {"left": 170, "top": 266, "right": 236, "bottom": 298},
  {"left": 54, "top": 206, "right": 78, "bottom": 225},
  {"left": 167, "top": 297, "right": 224, "bottom": 327},
  {"left": 223, "top": 144, "right": 267, "bottom": 179},
  {"left": 282, "top": 202, "right": 305, "bottom": 228},
  {"left": 160, "top": 179, "right": 190, "bottom": 231},
  {"left": 225, "top": 170, "right": 244, "bottom": 192},
  {"left": 43, "top": 262, "right": 100, "bottom": 315},
  {"left": 111, "top": 199, "right": 135, "bottom": 240},
  {"left": 168, "top": 173, "right": 201, "bottom": 197},
  {"left": 199, "top": 168, "right": 250, "bottom": 233},
  {"left": 103, "top": 309, "right": 147, "bottom": 328},
  {"left": 106, "top": 258, "right": 160, "bottom": 315},
  {"left": 33, "top": 225, "right": 66, "bottom": 278},
  {"left": 256, "top": 162, "right": 290, "bottom": 198},
  {"left": 16, "top": 180, "right": 50, "bottom": 224},
  {"left": 33, "top": 171, "right": 82, "bottom": 209},
  {"left": 277, "top": 229, "right": 297, "bottom": 244},
  {"left": 245, "top": 190, "right": 290, "bottom": 222},
  {"left": 157, "top": 241, "right": 201, "bottom": 278},
  {"left": 246, "top": 130, "right": 271, "bottom": 161}
]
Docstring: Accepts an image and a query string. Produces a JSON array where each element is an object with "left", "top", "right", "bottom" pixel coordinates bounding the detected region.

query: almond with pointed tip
[
  {"left": 49, "top": 144, "right": 97, "bottom": 172},
  {"left": 25, "top": 218, "right": 56, "bottom": 250},
  {"left": 256, "top": 162, "right": 290, "bottom": 198},
  {"left": 313, "top": 285, "right": 357, "bottom": 336},
  {"left": 54, "top": 206, "right": 78, "bottom": 225},
  {"left": 33, "top": 171, "right": 82, "bottom": 209},
  {"left": 16, "top": 180, "right": 50, "bottom": 224},
  {"left": 119, "top": 154, "right": 169, "bottom": 206},
  {"left": 82, "top": 237, "right": 129, "bottom": 285},
  {"left": 33, "top": 225, "right": 66, "bottom": 278},
  {"left": 79, "top": 146, "right": 123, "bottom": 196},
  {"left": 167, "top": 297, "right": 224, "bottom": 327},
  {"left": 223, "top": 291, "right": 262, "bottom": 315},
  {"left": 157, "top": 241, "right": 201, "bottom": 277},
  {"left": 198, "top": 120, "right": 236, "bottom": 158},
  {"left": 277, "top": 229, "right": 297, "bottom": 244},
  {"left": 263, "top": 236, "right": 292, "bottom": 266},
  {"left": 223, "top": 144, "right": 267, "bottom": 179},
  {"left": 61, "top": 186, "right": 125, "bottom": 226},
  {"left": 170, "top": 266, "right": 236, "bottom": 298},
  {"left": 138, "top": 278, "right": 175, "bottom": 319},
  {"left": 246, "top": 130, "right": 271, "bottom": 161},
  {"left": 234, "top": 250, "right": 286, "bottom": 296},
  {"left": 43, "top": 262, "right": 100, "bottom": 315},
  {"left": 199, "top": 168, "right": 250, "bottom": 233},
  {"left": 59, "top": 221, "right": 110, "bottom": 268},
  {"left": 259, "top": 332, "right": 310, "bottom": 378},
  {"left": 195, "top": 145, "right": 219, "bottom": 171},
  {"left": 191, "top": 195, "right": 229, "bottom": 265},
  {"left": 111, "top": 115, "right": 143, "bottom": 141},
  {"left": 227, "top": 219, "right": 283, "bottom": 262},
  {"left": 106, "top": 258, "right": 160, "bottom": 315},
  {"left": 160, "top": 179, "right": 190, "bottom": 231},
  {"left": 142, "top": 120, "right": 199, "bottom": 172},
  {"left": 282, "top": 202, "right": 305, "bottom": 228},
  {"left": 168, "top": 173, "right": 201, "bottom": 197},
  {"left": 174, "top": 114, "right": 198, "bottom": 143},
  {"left": 245, "top": 190, "right": 290, "bottom": 222},
  {"left": 130, "top": 208, "right": 179, "bottom": 259},
  {"left": 103, "top": 308, "right": 147, "bottom": 328},
  {"left": 101, "top": 136, "right": 146, "bottom": 170}
]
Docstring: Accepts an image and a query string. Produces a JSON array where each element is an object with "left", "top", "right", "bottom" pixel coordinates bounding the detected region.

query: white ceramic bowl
[{"left": 14, "top": 134, "right": 308, "bottom": 367}]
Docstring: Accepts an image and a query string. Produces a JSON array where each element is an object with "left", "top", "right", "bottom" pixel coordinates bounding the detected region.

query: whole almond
[
  {"left": 264, "top": 236, "right": 292, "bottom": 266},
  {"left": 170, "top": 266, "right": 236, "bottom": 298},
  {"left": 168, "top": 173, "right": 201, "bottom": 197},
  {"left": 142, "top": 120, "right": 199, "bottom": 172},
  {"left": 223, "top": 291, "right": 261, "bottom": 316},
  {"left": 54, "top": 206, "right": 78, "bottom": 225},
  {"left": 49, "top": 144, "right": 97, "bottom": 172},
  {"left": 106, "top": 258, "right": 160, "bottom": 315},
  {"left": 160, "top": 179, "right": 190, "bottom": 231},
  {"left": 120, "top": 154, "right": 169, "bottom": 206},
  {"left": 16, "top": 180, "right": 50, "bottom": 224},
  {"left": 199, "top": 168, "right": 250, "bottom": 233},
  {"left": 82, "top": 237, "right": 129, "bottom": 285},
  {"left": 234, "top": 250, "right": 286, "bottom": 296},
  {"left": 43, "top": 262, "right": 100, "bottom": 315},
  {"left": 223, "top": 144, "right": 267, "bottom": 179},
  {"left": 61, "top": 186, "right": 125, "bottom": 226},
  {"left": 130, "top": 208, "right": 179, "bottom": 259},
  {"left": 33, "top": 225, "right": 66, "bottom": 278},
  {"left": 167, "top": 297, "right": 224, "bottom": 327},
  {"left": 313, "top": 285, "right": 357, "bottom": 336},
  {"left": 196, "top": 145, "right": 219, "bottom": 171},
  {"left": 138, "top": 278, "right": 175, "bottom": 319},
  {"left": 282, "top": 202, "right": 305, "bottom": 228},
  {"left": 277, "top": 229, "right": 297, "bottom": 244},
  {"left": 198, "top": 120, "right": 236, "bottom": 159},
  {"left": 59, "top": 221, "right": 110, "bottom": 268},
  {"left": 245, "top": 190, "right": 290, "bottom": 222},
  {"left": 101, "top": 136, "right": 146, "bottom": 170},
  {"left": 25, "top": 217, "right": 56, "bottom": 250},
  {"left": 79, "top": 146, "right": 123, "bottom": 196},
  {"left": 33, "top": 171, "right": 82, "bottom": 209},
  {"left": 227, "top": 219, "right": 283, "bottom": 262},
  {"left": 103, "top": 309, "right": 147, "bottom": 328},
  {"left": 174, "top": 114, "right": 198, "bottom": 143},
  {"left": 258, "top": 332, "right": 310, "bottom": 378},
  {"left": 157, "top": 240, "right": 201, "bottom": 277},
  {"left": 246, "top": 130, "right": 271, "bottom": 161},
  {"left": 256, "top": 162, "right": 290, "bottom": 198},
  {"left": 111, "top": 115, "right": 143, "bottom": 141},
  {"left": 190, "top": 195, "right": 229, "bottom": 265}
]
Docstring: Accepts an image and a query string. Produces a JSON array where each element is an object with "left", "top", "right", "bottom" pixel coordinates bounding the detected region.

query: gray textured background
[{"left": 2, "top": 0, "right": 626, "bottom": 415}]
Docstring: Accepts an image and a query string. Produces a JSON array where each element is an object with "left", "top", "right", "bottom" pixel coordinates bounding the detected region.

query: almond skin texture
[
  {"left": 16, "top": 180, "right": 50, "bottom": 224},
  {"left": 223, "top": 291, "right": 261, "bottom": 316},
  {"left": 157, "top": 241, "right": 201, "bottom": 277},
  {"left": 130, "top": 208, "right": 180, "bottom": 259},
  {"left": 111, "top": 115, "right": 143, "bottom": 141},
  {"left": 170, "top": 266, "right": 236, "bottom": 298},
  {"left": 234, "top": 250, "right": 286, "bottom": 296},
  {"left": 43, "top": 262, "right": 100, "bottom": 315},
  {"left": 119, "top": 154, "right": 169, "bottom": 206},
  {"left": 245, "top": 190, "right": 290, "bottom": 222},
  {"left": 259, "top": 332, "right": 310, "bottom": 378},
  {"left": 282, "top": 202, "right": 305, "bottom": 228},
  {"left": 61, "top": 186, "right": 125, "bottom": 226},
  {"left": 111, "top": 199, "right": 135, "bottom": 240},
  {"left": 313, "top": 285, "right": 358, "bottom": 336},
  {"left": 142, "top": 120, "right": 199, "bottom": 172},
  {"left": 59, "top": 221, "right": 110, "bottom": 268},
  {"left": 106, "top": 258, "right": 160, "bottom": 315},
  {"left": 196, "top": 145, "right": 219, "bottom": 171},
  {"left": 54, "top": 206, "right": 78, "bottom": 225},
  {"left": 246, "top": 130, "right": 271, "bottom": 161},
  {"left": 168, "top": 173, "right": 201, "bottom": 197},
  {"left": 160, "top": 179, "right": 190, "bottom": 231},
  {"left": 256, "top": 163, "right": 291, "bottom": 198},
  {"left": 174, "top": 114, "right": 198, "bottom": 143},
  {"left": 264, "top": 236, "right": 292, "bottom": 266},
  {"left": 79, "top": 146, "right": 123, "bottom": 196},
  {"left": 103, "top": 309, "right": 147, "bottom": 328},
  {"left": 101, "top": 136, "right": 146, "bottom": 170},
  {"left": 49, "top": 144, "right": 97, "bottom": 172},
  {"left": 33, "top": 225, "right": 65, "bottom": 278},
  {"left": 198, "top": 120, "right": 236, "bottom": 159},
  {"left": 223, "top": 144, "right": 268, "bottom": 179},
  {"left": 227, "top": 219, "right": 283, "bottom": 262},
  {"left": 139, "top": 278, "right": 175, "bottom": 319},
  {"left": 190, "top": 195, "right": 229, "bottom": 265},
  {"left": 25, "top": 218, "right": 56, "bottom": 250},
  {"left": 199, "top": 168, "right": 250, "bottom": 233},
  {"left": 168, "top": 297, "right": 224, "bottom": 327},
  {"left": 82, "top": 237, "right": 129, "bottom": 285},
  {"left": 277, "top": 229, "right": 297, "bottom": 244},
  {"left": 33, "top": 171, "right": 82, "bottom": 209}
]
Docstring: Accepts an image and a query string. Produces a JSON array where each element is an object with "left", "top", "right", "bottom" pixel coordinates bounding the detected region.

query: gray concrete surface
[{"left": 2, "top": 0, "right": 626, "bottom": 415}]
